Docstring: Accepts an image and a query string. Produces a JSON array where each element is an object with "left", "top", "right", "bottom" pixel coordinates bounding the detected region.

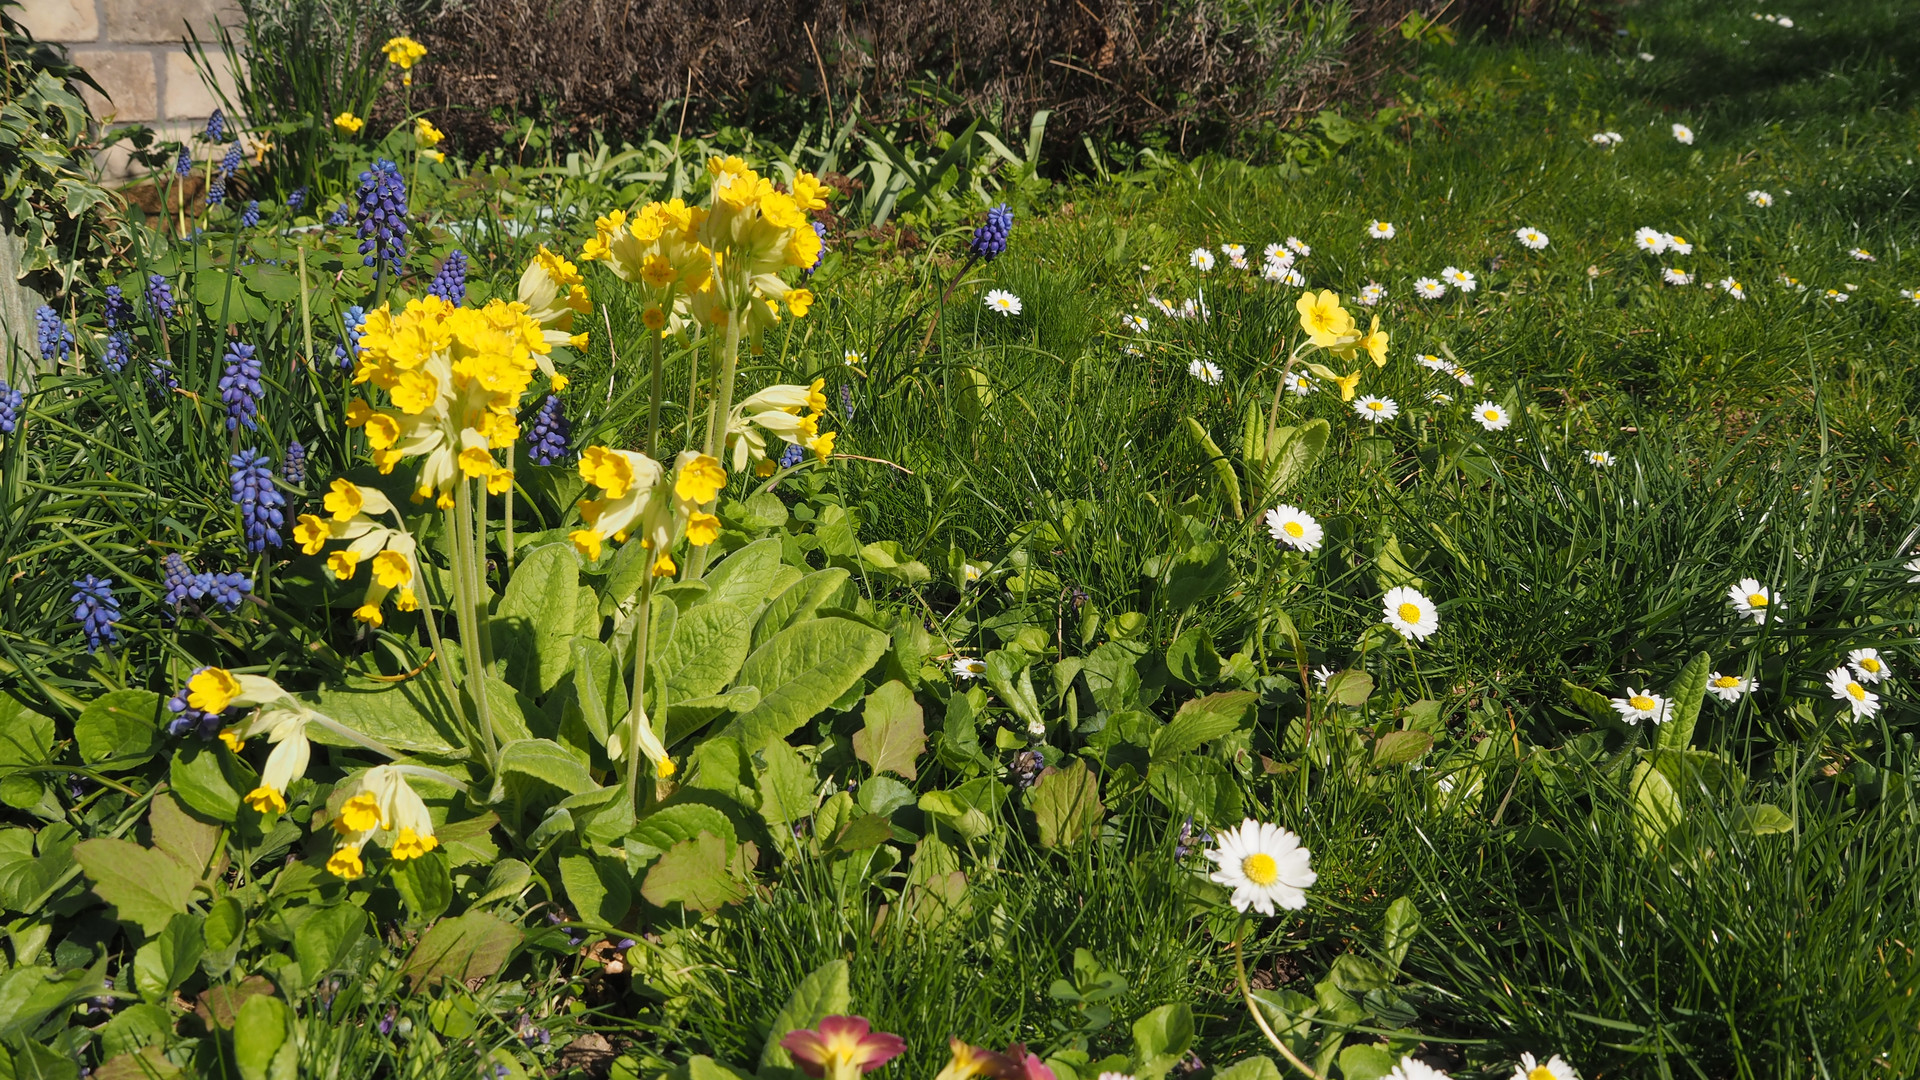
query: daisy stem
[{"left": 1230, "top": 920, "right": 1326, "bottom": 1080}]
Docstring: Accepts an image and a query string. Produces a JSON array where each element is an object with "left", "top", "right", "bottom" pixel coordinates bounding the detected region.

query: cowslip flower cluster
[
  {"left": 346, "top": 294, "right": 550, "bottom": 506},
  {"left": 295, "top": 480, "right": 420, "bottom": 627},
  {"left": 515, "top": 245, "right": 591, "bottom": 362},
  {"left": 229, "top": 449, "right": 286, "bottom": 552},
  {"left": 582, "top": 158, "right": 826, "bottom": 349},
  {"left": 381, "top": 35, "right": 428, "bottom": 84},
  {"left": 727, "top": 378, "right": 838, "bottom": 475},
  {"left": 328, "top": 764, "right": 438, "bottom": 878}
]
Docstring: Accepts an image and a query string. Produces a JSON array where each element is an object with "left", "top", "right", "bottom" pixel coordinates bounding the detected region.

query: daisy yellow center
[
  {"left": 1629, "top": 695, "right": 1656, "bottom": 711},
  {"left": 1713, "top": 676, "right": 1739, "bottom": 688},
  {"left": 1367, "top": 402, "right": 1384, "bottom": 412},
  {"left": 1283, "top": 521, "right": 1304, "bottom": 538},
  {"left": 1397, "top": 602, "right": 1422, "bottom": 624},
  {"left": 1242, "top": 852, "right": 1280, "bottom": 885},
  {"left": 1528, "top": 1068, "right": 1555, "bottom": 1080},
  {"left": 1847, "top": 682, "right": 1865, "bottom": 700},
  {"left": 1747, "top": 593, "right": 1769, "bottom": 607},
  {"left": 1483, "top": 410, "right": 1500, "bottom": 420},
  {"left": 1861, "top": 657, "right": 1882, "bottom": 673}
]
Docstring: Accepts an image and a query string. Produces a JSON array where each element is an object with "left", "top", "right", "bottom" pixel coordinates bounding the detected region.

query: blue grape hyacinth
[
  {"left": 779, "top": 442, "right": 806, "bottom": 468},
  {"left": 71, "top": 576, "right": 121, "bottom": 653},
  {"left": 968, "top": 204, "right": 1013, "bottom": 261},
  {"left": 334, "top": 305, "right": 367, "bottom": 371},
  {"left": 174, "top": 145, "right": 192, "bottom": 176},
  {"left": 241, "top": 200, "right": 261, "bottom": 227},
  {"left": 287, "top": 186, "right": 307, "bottom": 211},
  {"left": 428, "top": 249, "right": 468, "bottom": 305},
  {"left": 228, "top": 448, "right": 285, "bottom": 552},
  {"left": 206, "top": 174, "right": 227, "bottom": 206},
  {"left": 526, "top": 394, "right": 571, "bottom": 465},
  {"left": 35, "top": 305, "right": 71, "bottom": 363},
  {"left": 354, "top": 158, "right": 409, "bottom": 273},
  {"left": 146, "top": 274, "right": 176, "bottom": 320},
  {"left": 281, "top": 440, "right": 307, "bottom": 485},
  {"left": 219, "top": 142, "right": 242, "bottom": 178},
  {"left": 206, "top": 571, "right": 253, "bottom": 612},
  {"left": 161, "top": 553, "right": 202, "bottom": 609},
  {"left": 103, "top": 285, "right": 132, "bottom": 329},
  {"left": 326, "top": 203, "right": 350, "bottom": 226},
  {"left": 0, "top": 379, "right": 21, "bottom": 434},
  {"left": 203, "top": 108, "right": 225, "bottom": 143},
  {"left": 218, "top": 342, "right": 263, "bottom": 431},
  {"left": 806, "top": 220, "right": 828, "bottom": 275},
  {"left": 103, "top": 332, "right": 131, "bottom": 374}
]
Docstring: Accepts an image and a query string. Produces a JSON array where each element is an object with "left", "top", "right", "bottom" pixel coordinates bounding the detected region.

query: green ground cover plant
[{"left": 1, "top": 0, "right": 1918, "bottom": 1077}]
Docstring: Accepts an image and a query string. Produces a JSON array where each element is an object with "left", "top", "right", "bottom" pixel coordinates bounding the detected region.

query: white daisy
[
  {"left": 1638, "top": 51, "right": 1655, "bottom": 61},
  {"left": 1825, "top": 288, "right": 1849, "bottom": 302},
  {"left": 1264, "top": 504, "right": 1323, "bottom": 552},
  {"left": 1440, "top": 266, "right": 1477, "bottom": 292},
  {"left": 1368, "top": 220, "right": 1396, "bottom": 239},
  {"left": 1585, "top": 450, "right": 1616, "bottom": 467},
  {"left": 1189, "top": 359, "right": 1224, "bottom": 385},
  {"left": 1775, "top": 15, "right": 1793, "bottom": 26},
  {"left": 1827, "top": 667, "right": 1880, "bottom": 720},
  {"left": 1357, "top": 282, "right": 1386, "bottom": 306},
  {"left": 1382, "top": 586, "right": 1438, "bottom": 641},
  {"left": 984, "top": 289, "right": 1023, "bottom": 316},
  {"left": 1612, "top": 688, "right": 1669, "bottom": 725},
  {"left": 1633, "top": 227, "right": 1669, "bottom": 254},
  {"left": 1189, "top": 248, "right": 1215, "bottom": 271},
  {"left": 1386, "top": 1055, "right": 1449, "bottom": 1080},
  {"left": 1283, "top": 370, "right": 1317, "bottom": 396},
  {"left": 1473, "top": 402, "right": 1512, "bottom": 431},
  {"left": 1312, "top": 666, "right": 1335, "bottom": 688},
  {"left": 1590, "top": 131, "right": 1623, "bottom": 146},
  {"left": 1417, "top": 353, "right": 1456, "bottom": 374},
  {"left": 1728, "top": 578, "right": 1782, "bottom": 623},
  {"left": 1510, "top": 1052, "right": 1576, "bottom": 1080},
  {"left": 1206, "top": 819, "right": 1316, "bottom": 915},
  {"left": 1221, "top": 243, "right": 1246, "bottom": 260},
  {"left": 1414, "top": 277, "right": 1446, "bottom": 299},
  {"left": 1664, "top": 233, "right": 1694, "bottom": 255},
  {"left": 1906, "top": 556, "right": 1920, "bottom": 582},
  {"left": 1515, "top": 227, "right": 1549, "bottom": 250},
  {"left": 1746, "top": 190, "right": 1773, "bottom": 207},
  {"left": 1427, "top": 391, "right": 1454, "bottom": 405},
  {"left": 1263, "top": 242, "right": 1288, "bottom": 261},
  {"left": 1848, "top": 648, "right": 1891, "bottom": 683},
  {"left": 1286, "top": 237, "right": 1311, "bottom": 256},
  {"left": 1849, "top": 247, "right": 1875, "bottom": 262},
  {"left": 1671, "top": 123, "right": 1695, "bottom": 144},
  {"left": 1707, "top": 672, "right": 1753, "bottom": 702},
  {"left": 962, "top": 563, "right": 984, "bottom": 584},
  {"left": 1901, "top": 288, "right": 1920, "bottom": 305},
  {"left": 1229, "top": 253, "right": 1250, "bottom": 270},
  {"left": 1280, "top": 268, "right": 1307, "bottom": 287},
  {"left": 1354, "top": 395, "right": 1400, "bottom": 423},
  {"left": 1662, "top": 268, "right": 1694, "bottom": 286},
  {"left": 951, "top": 657, "right": 986, "bottom": 680},
  {"left": 1454, "top": 369, "right": 1476, "bottom": 388},
  {"left": 1719, "top": 277, "right": 1746, "bottom": 299},
  {"left": 1149, "top": 295, "right": 1177, "bottom": 317},
  {"left": 1180, "top": 297, "right": 1209, "bottom": 320},
  {"left": 1121, "top": 313, "right": 1150, "bottom": 333}
]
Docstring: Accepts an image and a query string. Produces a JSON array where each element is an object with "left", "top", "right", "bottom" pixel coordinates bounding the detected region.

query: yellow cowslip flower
[
  {"left": 724, "top": 386, "right": 836, "bottom": 473},
  {"left": 186, "top": 667, "right": 286, "bottom": 716},
  {"left": 325, "top": 478, "right": 392, "bottom": 522},
  {"left": 517, "top": 247, "right": 592, "bottom": 376},
  {"left": 571, "top": 447, "right": 667, "bottom": 560},
  {"left": 810, "top": 430, "right": 837, "bottom": 460},
  {"left": 1296, "top": 290, "right": 1356, "bottom": 349},
  {"left": 673, "top": 454, "right": 726, "bottom": 504},
  {"left": 329, "top": 765, "right": 438, "bottom": 876},
  {"left": 326, "top": 845, "right": 365, "bottom": 880},
  {"left": 423, "top": 150, "right": 444, "bottom": 164},
  {"left": 414, "top": 118, "right": 444, "bottom": 147},
  {"left": 1306, "top": 363, "right": 1362, "bottom": 401},
  {"left": 382, "top": 36, "right": 428, "bottom": 85},
  {"left": 790, "top": 172, "right": 833, "bottom": 212},
  {"left": 218, "top": 727, "right": 244, "bottom": 752},
  {"left": 333, "top": 112, "right": 365, "bottom": 136},
  {"left": 686, "top": 512, "right": 721, "bottom": 546},
  {"left": 1356, "top": 315, "right": 1389, "bottom": 366},
  {"left": 335, "top": 792, "right": 382, "bottom": 834},
  {"left": 239, "top": 708, "right": 311, "bottom": 815}
]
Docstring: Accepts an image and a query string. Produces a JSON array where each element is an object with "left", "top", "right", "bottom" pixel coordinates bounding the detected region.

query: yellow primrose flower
[
  {"left": 382, "top": 36, "right": 428, "bottom": 81},
  {"left": 414, "top": 118, "right": 444, "bottom": 147},
  {"left": 329, "top": 765, "right": 439, "bottom": 872},
  {"left": 686, "top": 512, "right": 721, "bottom": 546},
  {"left": 326, "top": 845, "right": 365, "bottom": 880},
  {"left": 333, "top": 112, "right": 365, "bottom": 136},
  {"left": 422, "top": 150, "right": 444, "bottom": 164},
  {"left": 239, "top": 708, "right": 312, "bottom": 815},
  {"left": 188, "top": 666, "right": 243, "bottom": 713},
  {"left": 1358, "top": 315, "right": 1389, "bottom": 367},
  {"left": 1296, "top": 290, "right": 1356, "bottom": 349},
  {"left": 674, "top": 454, "right": 726, "bottom": 504},
  {"left": 336, "top": 792, "right": 382, "bottom": 834}
]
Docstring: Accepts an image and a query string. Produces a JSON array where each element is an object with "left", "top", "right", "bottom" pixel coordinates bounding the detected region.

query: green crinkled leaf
[
  {"left": 562, "top": 636, "right": 624, "bottom": 747},
  {"left": 304, "top": 684, "right": 460, "bottom": 755},
  {"left": 630, "top": 803, "right": 735, "bottom": 861},
  {"left": 0, "top": 830, "right": 48, "bottom": 912},
  {"left": 1027, "top": 759, "right": 1104, "bottom": 848},
  {"left": 852, "top": 681, "right": 925, "bottom": 781},
  {"left": 1371, "top": 729, "right": 1433, "bottom": 768},
  {"left": 721, "top": 618, "right": 890, "bottom": 751},
  {"left": 758, "top": 958, "right": 851, "bottom": 1069},
  {"left": 1212, "top": 1057, "right": 1281, "bottom": 1080},
  {"left": 496, "top": 739, "right": 598, "bottom": 796},
  {"left": 73, "top": 690, "right": 162, "bottom": 769},
  {"left": 493, "top": 543, "right": 582, "bottom": 695},
  {"left": 1161, "top": 541, "right": 1230, "bottom": 612},
  {"left": 1630, "top": 760, "right": 1680, "bottom": 852},
  {"left": 699, "top": 538, "right": 787, "bottom": 617},
  {"left": 640, "top": 831, "right": 747, "bottom": 912},
  {"left": 656, "top": 601, "right": 753, "bottom": 702},
  {"left": 1146, "top": 755, "right": 1241, "bottom": 825},
  {"left": 73, "top": 839, "right": 194, "bottom": 935},
  {"left": 1561, "top": 680, "right": 1617, "bottom": 726},
  {"left": 558, "top": 852, "right": 633, "bottom": 925},
  {"left": 170, "top": 743, "right": 250, "bottom": 822},
  {"left": 390, "top": 854, "right": 451, "bottom": 923},
  {"left": 918, "top": 777, "right": 1008, "bottom": 842},
  {"left": 1261, "top": 418, "right": 1329, "bottom": 500},
  {"left": 1150, "top": 691, "right": 1255, "bottom": 761},
  {"left": 754, "top": 739, "right": 817, "bottom": 827},
  {"left": 1325, "top": 669, "right": 1374, "bottom": 707},
  {"left": 754, "top": 568, "right": 853, "bottom": 650},
  {"left": 149, "top": 793, "right": 220, "bottom": 878},
  {"left": 402, "top": 911, "right": 522, "bottom": 989},
  {"left": 293, "top": 903, "right": 366, "bottom": 985},
  {"left": 1658, "top": 650, "right": 1711, "bottom": 750},
  {"left": 1335, "top": 1045, "right": 1396, "bottom": 1080}
]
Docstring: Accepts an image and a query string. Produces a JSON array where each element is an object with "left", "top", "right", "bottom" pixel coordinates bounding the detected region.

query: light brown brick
[
  {"left": 15, "top": 0, "right": 99, "bottom": 42},
  {"left": 104, "top": 0, "right": 237, "bottom": 45},
  {"left": 162, "top": 48, "right": 239, "bottom": 122},
  {"left": 71, "top": 50, "right": 156, "bottom": 122}
]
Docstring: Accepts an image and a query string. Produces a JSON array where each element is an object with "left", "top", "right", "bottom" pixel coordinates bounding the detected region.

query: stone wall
[{"left": 16, "top": 0, "right": 241, "bottom": 179}]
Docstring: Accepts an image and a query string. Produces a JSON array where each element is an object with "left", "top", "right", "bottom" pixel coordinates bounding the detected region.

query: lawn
[{"left": 2, "top": 0, "right": 1918, "bottom": 1078}]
